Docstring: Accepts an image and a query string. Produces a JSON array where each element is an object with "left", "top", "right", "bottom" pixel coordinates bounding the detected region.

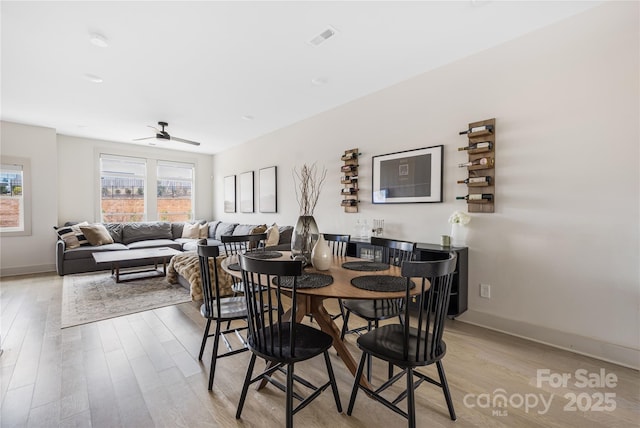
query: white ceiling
[{"left": 1, "top": 1, "right": 601, "bottom": 154}]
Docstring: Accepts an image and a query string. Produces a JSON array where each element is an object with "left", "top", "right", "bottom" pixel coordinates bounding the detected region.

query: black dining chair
[
  {"left": 322, "top": 233, "right": 350, "bottom": 321},
  {"left": 221, "top": 233, "right": 268, "bottom": 296},
  {"left": 196, "top": 241, "right": 249, "bottom": 391},
  {"left": 340, "top": 236, "right": 416, "bottom": 381},
  {"left": 235, "top": 254, "right": 342, "bottom": 428},
  {"left": 347, "top": 253, "right": 458, "bottom": 427}
]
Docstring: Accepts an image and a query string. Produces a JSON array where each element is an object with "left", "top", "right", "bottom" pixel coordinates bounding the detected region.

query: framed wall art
[
  {"left": 223, "top": 175, "right": 236, "bottom": 213},
  {"left": 372, "top": 145, "right": 443, "bottom": 204},
  {"left": 259, "top": 166, "right": 277, "bottom": 213},
  {"left": 239, "top": 171, "right": 254, "bottom": 213}
]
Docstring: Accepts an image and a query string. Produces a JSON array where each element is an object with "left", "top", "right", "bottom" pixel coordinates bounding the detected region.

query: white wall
[
  {"left": 57, "top": 135, "right": 214, "bottom": 224},
  {"left": 0, "top": 121, "right": 58, "bottom": 275},
  {"left": 212, "top": 2, "right": 639, "bottom": 367}
]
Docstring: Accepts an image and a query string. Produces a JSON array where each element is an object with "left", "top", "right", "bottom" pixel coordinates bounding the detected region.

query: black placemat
[
  {"left": 273, "top": 273, "right": 334, "bottom": 289},
  {"left": 244, "top": 251, "right": 283, "bottom": 260},
  {"left": 350, "top": 275, "right": 414, "bottom": 292},
  {"left": 341, "top": 261, "right": 390, "bottom": 272},
  {"left": 228, "top": 262, "right": 241, "bottom": 271}
]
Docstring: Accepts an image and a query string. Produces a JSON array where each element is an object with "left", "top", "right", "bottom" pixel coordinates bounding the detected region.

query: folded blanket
[{"left": 167, "top": 251, "right": 234, "bottom": 301}]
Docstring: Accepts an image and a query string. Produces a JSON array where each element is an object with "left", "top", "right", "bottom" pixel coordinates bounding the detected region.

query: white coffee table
[{"left": 93, "top": 247, "right": 182, "bottom": 283}]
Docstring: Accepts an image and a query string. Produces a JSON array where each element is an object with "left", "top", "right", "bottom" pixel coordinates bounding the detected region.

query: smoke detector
[{"left": 308, "top": 26, "right": 338, "bottom": 46}]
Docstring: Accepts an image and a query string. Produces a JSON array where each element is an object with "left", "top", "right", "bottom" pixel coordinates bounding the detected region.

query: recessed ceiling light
[
  {"left": 89, "top": 32, "right": 109, "bottom": 48},
  {"left": 311, "top": 77, "right": 328, "bottom": 86},
  {"left": 242, "top": 115, "right": 254, "bottom": 121},
  {"left": 83, "top": 73, "right": 103, "bottom": 83}
]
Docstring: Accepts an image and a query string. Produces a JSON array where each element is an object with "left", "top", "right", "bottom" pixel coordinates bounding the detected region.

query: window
[
  {"left": 157, "top": 161, "right": 194, "bottom": 222},
  {"left": 100, "top": 155, "right": 146, "bottom": 222},
  {"left": 0, "top": 156, "right": 31, "bottom": 236}
]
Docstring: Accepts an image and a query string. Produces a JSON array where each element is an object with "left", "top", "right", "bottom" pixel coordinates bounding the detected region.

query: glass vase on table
[{"left": 291, "top": 215, "right": 319, "bottom": 266}]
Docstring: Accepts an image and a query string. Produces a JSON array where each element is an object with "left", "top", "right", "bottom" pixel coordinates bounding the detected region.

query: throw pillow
[
  {"left": 56, "top": 225, "right": 80, "bottom": 249},
  {"left": 79, "top": 224, "right": 114, "bottom": 246},
  {"left": 198, "top": 223, "right": 209, "bottom": 238},
  {"left": 251, "top": 224, "right": 268, "bottom": 235},
  {"left": 249, "top": 224, "right": 268, "bottom": 249},
  {"left": 182, "top": 223, "right": 200, "bottom": 239},
  {"left": 56, "top": 221, "right": 90, "bottom": 249},
  {"left": 265, "top": 223, "right": 280, "bottom": 247}
]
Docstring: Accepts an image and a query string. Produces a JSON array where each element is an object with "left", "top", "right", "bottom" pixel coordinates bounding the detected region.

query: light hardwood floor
[{"left": 1, "top": 272, "right": 638, "bottom": 427}]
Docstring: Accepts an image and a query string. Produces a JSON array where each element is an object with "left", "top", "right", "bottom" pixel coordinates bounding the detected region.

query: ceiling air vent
[{"left": 308, "top": 26, "right": 337, "bottom": 46}]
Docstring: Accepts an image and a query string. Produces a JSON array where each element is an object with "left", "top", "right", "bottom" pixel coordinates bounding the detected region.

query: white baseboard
[
  {"left": 458, "top": 309, "right": 639, "bottom": 370},
  {"left": 0, "top": 264, "right": 56, "bottom": 278}
]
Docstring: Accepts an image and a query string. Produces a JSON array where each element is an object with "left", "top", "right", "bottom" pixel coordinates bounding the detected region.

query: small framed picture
[
  {"left": 223, "top": 175, "right": 236, "bottom": 213},
  {"left": 239, "top": 171, "right": 254, "bottom": 213},
  {"left": 372, "top": 145, "right": 443, "bottom": 204},
  {"left": 259, "top": 166, "right": 277, "bottom": 213}
]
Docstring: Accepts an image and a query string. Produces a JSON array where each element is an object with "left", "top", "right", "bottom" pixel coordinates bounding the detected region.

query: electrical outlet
[{"left": 480, "top": 284, "right": 491, "bottom": 299}]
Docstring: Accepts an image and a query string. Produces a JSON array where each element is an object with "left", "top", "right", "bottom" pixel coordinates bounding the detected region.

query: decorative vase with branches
[{"left": 291, "top": 163, "right": 327, "bottom": 264}]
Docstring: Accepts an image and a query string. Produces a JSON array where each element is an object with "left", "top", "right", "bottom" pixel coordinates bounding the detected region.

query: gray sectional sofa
[{"left": 56, "top": 220, "right": 293, "bottom": 276}]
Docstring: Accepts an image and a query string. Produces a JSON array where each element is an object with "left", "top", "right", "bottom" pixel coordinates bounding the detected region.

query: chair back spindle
[
  {"left": 222, "top": 233, "right": 268, "bottom": 295},
  {"left": 323, "top": 233, "right": 350, "bottom": 257},
  {"left": 221, "top": 233, "right": 268, "bottom": 257},
  {"left": 371, "top": 236, "right": 416, "bottom": 266}
]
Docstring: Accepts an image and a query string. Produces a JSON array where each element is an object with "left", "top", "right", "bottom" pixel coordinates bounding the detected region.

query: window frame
[
  {"left": 156, "top": 160, "right": 195, "bottom": 222},
  {"left": 97, "top": 152, "right": 196, "bottom": 223},
  {"left": 99, "top": 154, "right": 148, "bottom": 223},
  {"left": 0, "top": 156, "right": 32, "bottom": 237}
]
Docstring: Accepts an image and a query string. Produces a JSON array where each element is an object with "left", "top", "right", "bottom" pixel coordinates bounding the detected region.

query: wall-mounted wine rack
[
  {"left": 458, "top": 118, "right": 495, "bottom": 213},
  {"left": 341, "top": 148, "right": 359, "bottom": 213}
]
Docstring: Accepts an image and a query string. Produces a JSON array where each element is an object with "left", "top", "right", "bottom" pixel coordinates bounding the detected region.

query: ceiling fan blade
[
  {"left": 171, "top": 136, "right": 201, "bottom": 146},
  {"left": 133, "top": 136, "right": 156, "bottom": 141}
]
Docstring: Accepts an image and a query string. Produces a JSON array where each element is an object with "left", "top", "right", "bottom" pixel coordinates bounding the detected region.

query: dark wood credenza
[{"left": 346, "top": 239, "right": 468, "bottom": 318}]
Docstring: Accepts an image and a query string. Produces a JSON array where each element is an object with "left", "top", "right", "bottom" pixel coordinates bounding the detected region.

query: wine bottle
[
  {"left": 341, "top": 199, "right": 358, "bottom": 206},
  {"left": 458, "top": 157, "right": 494, "bottom": 168},
  {"left": 459, "top": 125, "right": 493, "bottom": 135},
  {"left": 341, "top": 164, "right": 357, "bottom": 172},
  {"left": 457, "top": 176, "right": 492, "bottom": 185},
  {"left": 341, "top": 188, "right": 357, "bottom": 195},
  {"left": 456, "top": 194, "right": 493, "bottom": 201},
  {"left": 341, "top": 152, "right": 359, "bottom": 161},
  {"left": 458, "top": 141, "right": 493, "bottom": 151}
]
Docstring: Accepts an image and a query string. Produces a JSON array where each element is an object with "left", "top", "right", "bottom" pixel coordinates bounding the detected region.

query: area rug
[{"left": 61, "top": 271, "right": 191, "bottom": 328}]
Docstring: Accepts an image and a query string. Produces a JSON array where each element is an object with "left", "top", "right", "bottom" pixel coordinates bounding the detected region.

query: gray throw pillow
[
  {"left": 214, "top": 222, "right": 237, "bottom": 240},
  {"left": 122, "top": 222, "right": 172, "bottom": 245},
  {"left": 208, "top": 221, "right": 221, "bottom": 238}
]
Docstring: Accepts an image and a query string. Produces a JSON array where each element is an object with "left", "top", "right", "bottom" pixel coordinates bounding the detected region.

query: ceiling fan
[{"left": 133, "top": 121, "right": 201, "bottom": 146}]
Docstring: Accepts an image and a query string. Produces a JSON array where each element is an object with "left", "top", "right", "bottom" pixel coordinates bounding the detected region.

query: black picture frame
[
  {"left": 372, "top": 145, "right": 443, "bottom": 204},
  {"left": 239, "top": 171, "right": 254, "bottom": 213},
  {"left": 223, "top": 175, "right": 236, "bottom": 213},
  {"left": 259, "top": 166, "right": 277, "bottom": 213}
]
